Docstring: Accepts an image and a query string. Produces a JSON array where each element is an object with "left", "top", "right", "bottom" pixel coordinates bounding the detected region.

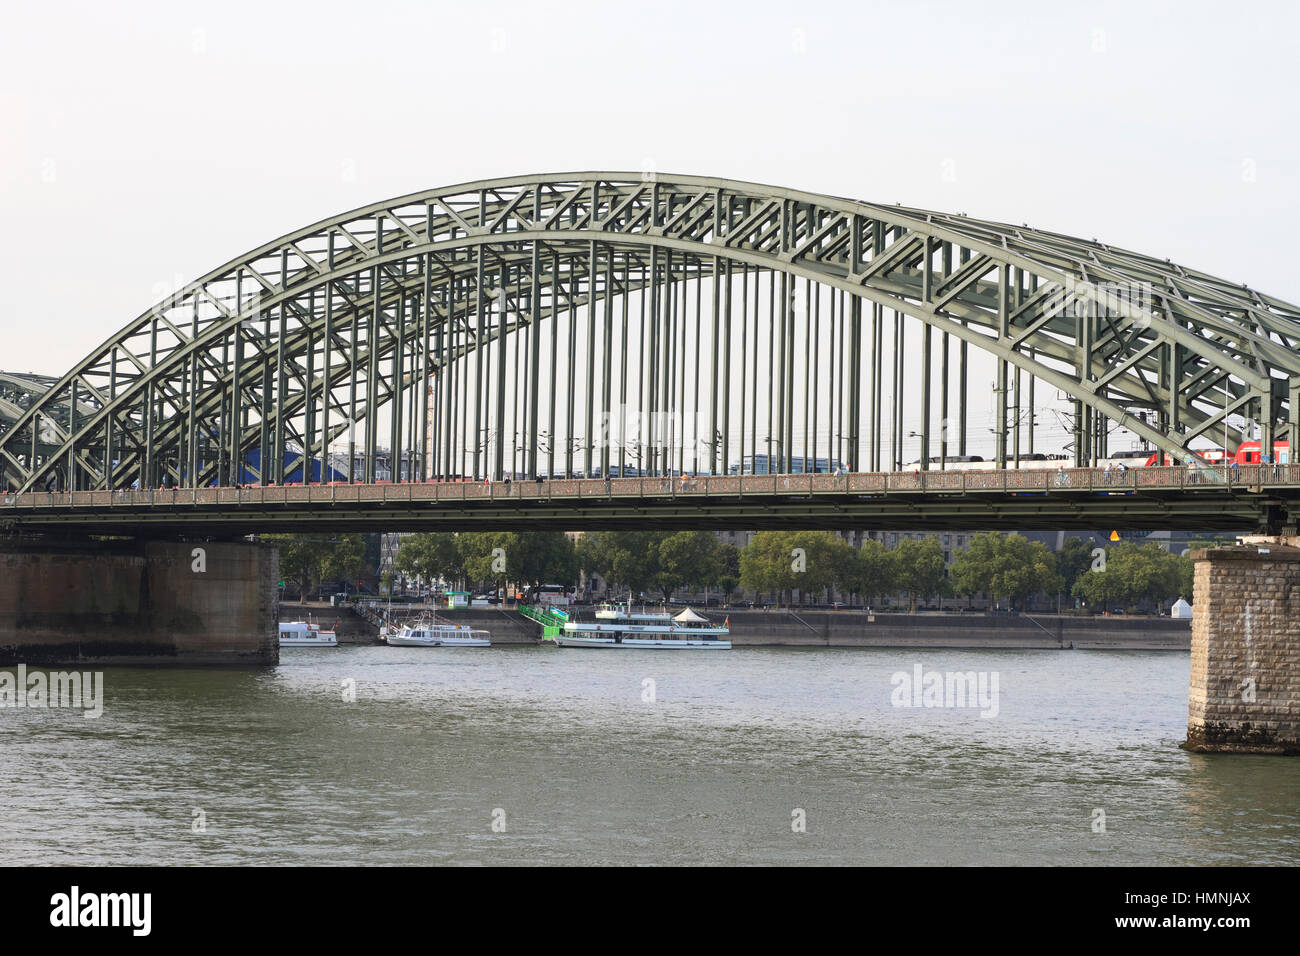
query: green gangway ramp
[{"left": 519, "top": 603, "right": 567, "bottom": 642}]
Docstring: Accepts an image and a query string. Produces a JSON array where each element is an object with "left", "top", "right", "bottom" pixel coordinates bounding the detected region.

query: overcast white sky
[{"left": 2, "top": 0, "right": 1297, "bottom": 382}]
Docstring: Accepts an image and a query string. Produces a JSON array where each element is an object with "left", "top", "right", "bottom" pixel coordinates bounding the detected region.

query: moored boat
[
  {"left": 385, "top": 617, "right": 491, "bottom": 647},
  {"left": 556, "top": 602, "right": 730, "bottom": 649},
  {"left": 279, "top": 621, "right": 339, "bottom": 647}
]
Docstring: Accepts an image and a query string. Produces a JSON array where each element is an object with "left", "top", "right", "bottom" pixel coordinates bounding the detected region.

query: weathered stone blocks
[
  {"left": 1184, "top": 538, "right": 1300, "bottom": 754},
  {"left": 0, "top": 538, "right": 278, "bottom": 665}
]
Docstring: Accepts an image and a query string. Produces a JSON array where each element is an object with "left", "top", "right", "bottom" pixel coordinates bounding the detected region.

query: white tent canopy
[{"left": 673, "top": 608, "right": 709, "bottom": 623}]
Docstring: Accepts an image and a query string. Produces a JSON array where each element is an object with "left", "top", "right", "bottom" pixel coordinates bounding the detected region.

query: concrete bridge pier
[
  {"left": 1185, "top": 538, "right": 1300, "bottom": 754},
  {"left": 0, "top": 538, "right": 279, "bottom": 666}
]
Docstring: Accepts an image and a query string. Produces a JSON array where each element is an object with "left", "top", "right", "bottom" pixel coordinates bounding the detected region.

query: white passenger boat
[
  {"left": 555, "top": 603, "right": 730, "bottom": 649},
  {"left": 386, "top": 620, "right": 491, "bottom": 647},
  {"left": 279, "top": 621, "right": 339, "bottom": 647}
]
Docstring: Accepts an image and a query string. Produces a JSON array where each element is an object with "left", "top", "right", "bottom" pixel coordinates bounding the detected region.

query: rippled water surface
[{"left": 2, "top": 646, "right": 1297, "bottom": 865}]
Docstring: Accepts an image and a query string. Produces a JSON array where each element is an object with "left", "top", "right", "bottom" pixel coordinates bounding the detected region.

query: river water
[{"left": 2, "top": 646, "right": 1296, "bottom": 866}]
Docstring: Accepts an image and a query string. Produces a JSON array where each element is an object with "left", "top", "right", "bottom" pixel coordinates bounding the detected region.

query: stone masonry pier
[
  {"left": 0, "top": 538, "right": 278, "bottom": 666},
  {"left": 1185, "top": 538, "right": 1300, "bottom": 754}
]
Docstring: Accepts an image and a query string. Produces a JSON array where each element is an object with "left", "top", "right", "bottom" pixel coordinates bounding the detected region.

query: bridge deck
[{"left": 3, "top": 464, "right": 1297, "bottom": 535}]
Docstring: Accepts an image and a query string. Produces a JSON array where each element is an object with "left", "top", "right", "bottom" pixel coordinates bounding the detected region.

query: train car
[
  {"left": 902, "top": 448, "right": 1194, "bottom": 473},
  {"left": 1101, "top": 449, "right": 1152, "bottom": 465},
  {"left": 903, "top": 452, "right": 1137, "bottom": 472},
  {"left": 1142, "top": 442, "right": 1287, "bottom": 467},
  {"left": 1229, "top": 440, "right": 1291, "bottom": 465},
  {"left": 1142, "top": 449, "right": 1220, "bottom": 466},
  {"left": 903, "top": 453, "right": 1068, "bottom": 472}
]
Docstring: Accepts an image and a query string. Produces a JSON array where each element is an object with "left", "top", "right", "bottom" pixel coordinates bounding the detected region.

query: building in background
[{"left": 327, "top": 447, "right": 421, "bottom": 483}]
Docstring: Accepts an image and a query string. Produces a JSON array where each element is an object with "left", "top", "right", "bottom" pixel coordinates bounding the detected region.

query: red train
[{"left": 1143, "top": 440, "right": 1291, "bottom": 467}]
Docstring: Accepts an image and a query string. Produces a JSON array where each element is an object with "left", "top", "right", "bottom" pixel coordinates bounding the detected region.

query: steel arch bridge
[{"left": 3, "top": 172, "right": 1300, "bottom": 497}]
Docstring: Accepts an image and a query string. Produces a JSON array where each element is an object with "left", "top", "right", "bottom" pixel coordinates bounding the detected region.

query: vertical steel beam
[
  {"left": 892, "top": 310, "right": 903, "bottom": 470},
  {"left": 829, "top": 292, "right": 837, "bottom": 468},
  {"left": 995, "top": 264, "right": 1009, "bottom": 469},
  {"left": 1073, "top": 399, "right": 1085, "bottom": 466},
  {"left": 188, "top": 297, "right": 200, "bottom": 485},
  {"left": 710, "top": 256, "right": 721, "bottom": 474},
  {"left": 473, "top": 245, "right": 485, "bottom": 479},
  {"left": 419, "top": 254, "right": 431, "bottom": 481},
  {"left": 636, "top": 262, "right": 646, "bottom": 477},
  {"left": 693, "top": 264, "right": 702, "bottom": 474},
  {"left": 302, "top": 290, "right": 315, "bottom": 484},
  {"left": 738, "top": 263, "right": 747, "bottom": 474},
  {"left": 65, "top": 381, "right": 77, "bottom": 491},
  {"left": 450, "top": 278, "right": 461, "bottom": 479},
  {"left": 444, "top": 281, "right": 456, "bottom": 479},
  {"left": 273, "top": 250, "right": 288, "bottom": 484},
  {"left": 785, "top": 274, "right": 796, "bottom": 472},
  {"left": 1013, "top": 367, "right": 1022, "bottom": 467},
  {"left": 871, "top": 302, "right": 882, "bottom": 471},
  {"left": 566, "top": 258, "right": 578, "bottom": 478},
  {"left": 495, "top": 265, "right": 508, "bottom": 481},
  {"left": 321, "top": 238, "right": 335, "bottom": 482},
  {"left": 347, "top": 268, "right": 360, "bottom": 482},
  {"left": 527, "top": 241, "right": 541, "bottom": 478},
  {"left": 767, "top": 271, "right": 775, "bottom": 467},
  {"left": 548, "top": 252, "right": 559, "bottom": 479},
  {"left": 1288, "top": 376, "right": 1300, "bottom": 450},
  {"left": 144, "top": 319, "right": 157, "bottom": 487},
  {"left": 647, "top": 247, "right": 660, "bottom": 475},
  {"left": 392, "top": 292, "right": 406, "bottom": 480},
  {"left": 811, "top": 283, "right": 820, "bottom": 472},
  {"left": 104, "top": 360, "right": 116, "bottom": 489},
  {"left": 1027, "top": 355, "right": 1035, "bottom": 457},
  {"left": 940, "top": 327, "right": 949, "bottom": 469},
  {"left": 618, "top": 252, "right": 629, "bottom": 477},
  {"left": 672, "top": 262, "right": 682, "bottom": 475},
  {"left": 1167, "top": 343, "right": 1182, "bottom": 449},
  {"left": 776, "top": 271, "right": 788, "bottom": 472},
  {"left": 602, "top": 251, "right": 614, "bottom": 477},
  {"left": 750, "top": 267, "right": 759, "bottom": 471},
  {"left": 919, "top": 237, "right": 933, "bottom": 471},
  {"left": 366, "top": 265, "right": 380, "bottom": 482},
  {"left": 218, "top": 337, "right": 228, "bottom": 485},
  {"left": 802, "top": 278, "right": 810, "bottom": 472},
  {"left": 585, "top": 241, "right": 598, "bottom": 478},
  {"left": 230, "top": 272, "right": 244, "bottom": 485}
]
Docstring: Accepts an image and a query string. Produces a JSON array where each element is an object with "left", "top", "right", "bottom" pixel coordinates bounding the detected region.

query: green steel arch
[
  {"left": 3, "top": 172, "right": 1299, "bottom": 493},
  {"left": 0, "top": 371, "right": 74, "bottom": 461}
]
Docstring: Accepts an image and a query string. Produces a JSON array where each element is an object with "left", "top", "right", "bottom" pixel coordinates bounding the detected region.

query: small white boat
[
  {"left": 386, "top": 622, "right": 491, "bottom": 647},
  {"left": 279, "top": 621, "right": 338, "bottom": 647},
  {"left": 556, "top": 603, "right": 730, "bottom": 649}
]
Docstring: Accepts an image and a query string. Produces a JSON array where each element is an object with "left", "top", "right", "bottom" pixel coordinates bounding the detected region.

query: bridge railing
[{"left": 4, "top": 462, "right": 1299, "bottom": 510}]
